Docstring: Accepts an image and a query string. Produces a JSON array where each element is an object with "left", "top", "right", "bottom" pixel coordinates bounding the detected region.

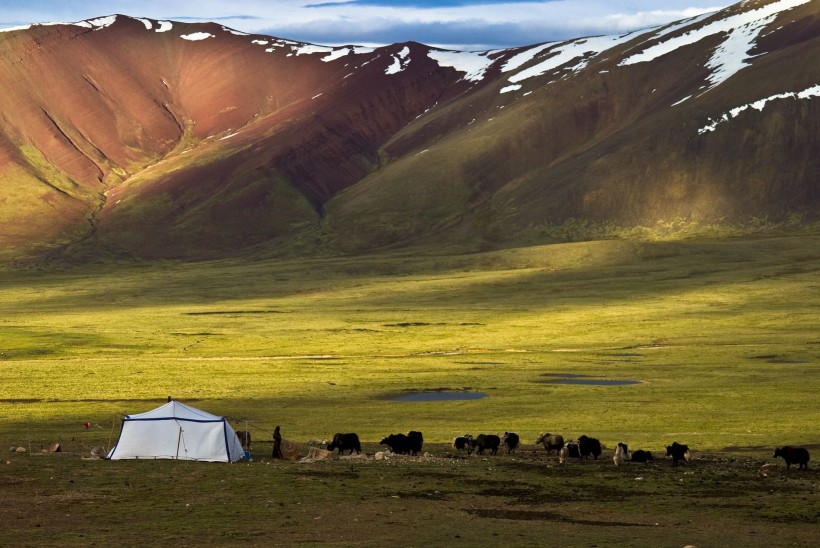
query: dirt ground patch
[{"left": 2, "top": 444, "right": 818, "bottom": 546}]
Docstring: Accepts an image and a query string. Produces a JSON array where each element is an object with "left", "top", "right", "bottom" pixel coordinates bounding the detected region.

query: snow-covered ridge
[
  {"left": 0, "top": 24, "right": 32, "bottom": 33},
  {"left": 386, "top": 46, "right": 411, "bottom": 75},
  {"left": 62, "top": 15, "right": 378, "bottom": 61},
  {"left": 621, "top": 0, "right": 812, "bottom": 95},
  {"left": 426, "top": 49, "right": 496, "bottom": 82},
  {"left": 256, "top": 39, "right": 374, "bottom": 61},
  {"left": 73, "top": 15, "right": 118, "bottom": 30},
  {"left": 699, "top": 84, "right": 820, "bottom": 134},
  {"left": 507, "top": 32, "right": 639, "bottom": 86},
  {"left": 501, "top": 43, "right": 557, "bottom": 74},
  {"left": 1, "top": 13, "right": 502, "bottom": 84}
]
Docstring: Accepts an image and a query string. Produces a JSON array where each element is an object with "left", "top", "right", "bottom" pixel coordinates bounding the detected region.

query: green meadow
[
  {"left": 1, "top": 234, "right": 819, "bottom": 545},
  {"left": 2, "top": 235, "right": 819, "bottom": 448}
]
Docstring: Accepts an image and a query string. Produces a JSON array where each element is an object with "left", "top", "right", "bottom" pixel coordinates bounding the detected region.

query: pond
[
  {"left": 539, "top": 374, "right": 642, "bottom": 386},
  {"left": 389, "top": 391, "right": 489, "bottom": 402}
]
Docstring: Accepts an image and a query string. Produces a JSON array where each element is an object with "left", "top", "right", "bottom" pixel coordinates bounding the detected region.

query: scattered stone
[
  {"left": 15, "top": 446, "right": 26, "bottom": 453},
  {"left": 758, "top": 463, "right": 779, "bottom": 477},
  {"left": 49, "top": 442, "right": 61, "bottom": 453}
]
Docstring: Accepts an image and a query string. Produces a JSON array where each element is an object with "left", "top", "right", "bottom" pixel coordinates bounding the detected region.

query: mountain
[{"left": 1, "top": 0, "right": 818, "bottom": 262}]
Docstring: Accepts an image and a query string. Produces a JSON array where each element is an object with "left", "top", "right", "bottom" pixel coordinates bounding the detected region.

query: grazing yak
[
  {"left": 578, "top": 435, "right": 602, "bottom": 460},
  {"left": 452, "top": 435, "right": 474, "bottom": 455},
  {"left": 564, "top": 441, "right": 581, "bottom": 459},
  {"left": 773, "top": 446, "right": 810, "bottom": 470},
  {"left": 613, "top": 443, "right": 631, "bottom": 466},
  {"left": 502, "top": 432, "right": 520, "bottom": 454},
  {"left": 666, "top": 442, "right": 690, "bottom": 466},
  {"left": 558, "top": 445, "right": 570, "bottom": 464},
  {"left": 535, "top": 433, "right": 564, "bottom": 454},
  {"left": 558, "top": 441, "right": 581, "bottom": 463},
  {"left": 380, "top": 433, "right": 412, "bottom": 455},
  {"left": 474, "top": 434, "right": 501, "bottom": 455},
  {"left": 630, "top": 449, "right": 654, "bottom": 463},
  {"left": 407, "top": 431, "right": 424, "bottom": 455},
  {"left": 327, "top": 432, "right": 361, "bottom": 455},
  {"left": 380, "top": 431, "right": 424, "bottom": 455}
]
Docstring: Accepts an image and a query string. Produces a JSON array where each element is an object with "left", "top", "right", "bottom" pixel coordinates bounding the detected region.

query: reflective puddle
[
  {"left": 540, "top": 374, "right": 642, "bottom": 386},
  {"left": 389, "top": 391, "right": 489, "bottom": 402}
]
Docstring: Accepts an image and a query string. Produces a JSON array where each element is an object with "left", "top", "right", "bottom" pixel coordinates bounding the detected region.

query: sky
[{"left": 0, "top": 1, "right": 734, "bottom": 50}]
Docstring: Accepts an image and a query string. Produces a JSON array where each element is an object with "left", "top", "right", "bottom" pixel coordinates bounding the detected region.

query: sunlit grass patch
[{"left": 0, "top": 235, "right": 818, "bottom": 452}]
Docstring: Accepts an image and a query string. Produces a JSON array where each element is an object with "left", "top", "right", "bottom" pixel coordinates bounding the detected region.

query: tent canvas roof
[
  {"left": 126, "top": 400, "right": 223, "bottom": 421},
  {"left": 107, "top": 400, "right": 245, "bottom": 462}
]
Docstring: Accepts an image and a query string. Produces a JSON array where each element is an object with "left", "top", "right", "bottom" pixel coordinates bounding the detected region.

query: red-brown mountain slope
[
  {"left": 1, "top": 0, "right": 818, "bottom": 261},
  {"left": 0, "top": 15, "right": 497, "bottom": 258}
]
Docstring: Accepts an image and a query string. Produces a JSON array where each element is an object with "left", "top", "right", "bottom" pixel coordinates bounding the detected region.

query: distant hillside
[{"left": 1, "top": 0, "right": 818, "bottom": 262}]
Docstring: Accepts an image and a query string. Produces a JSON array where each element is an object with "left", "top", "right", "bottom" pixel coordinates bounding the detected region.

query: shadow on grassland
[{"left": 1, "top": 236, "right": 818, "bottom": 313}]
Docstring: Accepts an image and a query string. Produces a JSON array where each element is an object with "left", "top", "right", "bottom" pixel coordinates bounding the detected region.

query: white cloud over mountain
[{"left": 1, "top": 1, "right": 731, "bottom": 49}]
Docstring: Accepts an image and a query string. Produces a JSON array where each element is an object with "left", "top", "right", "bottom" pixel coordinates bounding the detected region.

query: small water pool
[
  {"left": 389, "top": 391, "right": 489, "bottom": 402},
  {"left": 546, "top": 379, "right": 642, "bottom": 386},
  {"left": 539, "top": 374, "right": 642, "bottom": 386}
]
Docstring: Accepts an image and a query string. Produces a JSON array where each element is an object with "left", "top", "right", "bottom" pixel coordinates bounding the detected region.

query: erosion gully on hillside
[{"left": 2, "top": 442, "right": 818, "bottom": 546}]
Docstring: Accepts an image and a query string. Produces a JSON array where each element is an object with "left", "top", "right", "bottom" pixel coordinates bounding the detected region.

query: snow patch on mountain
[
  {"left": 155, "top": 21, "right": 173, "bottom": 33},
  {"left": 286, "top": 43, "right": 373, "bottom": 61},
  {"left": 500, "top": 84, "right": 522, "bottom": 94},
  {"left": 264, "top": 38, "right": 298, "bottom": 53},
  {"left": 620, "top": 0, "right": 811, "bottom": 93},
  {"left": 651, "top": 11, "right": 717, "bottom": 40},
  {"left": 0, "top": 24, "right": 32, "bottom": 33},
  {"left": 321, "top": 48, "right": 351, "bottom": 62},
  {"left": 507, "top": 33, "right": 636, "bottom": 85},
  {"left": 181, "top": 32, "right": 214, "bottom": 41},
  {"left": 134, "top": 18, "right": 153, "bottom": 30},
  {"left": 501, "top": 43, "right": 557, "bottom": 74},
  {"left": 386, "top": 46, "right": 411, "bottom": 75},
  {"left": 705, "top": 15, "right": 774, "bottom": 90},
  {"left": 223, "top": 27, "right": 249, "bottom": 36},
  {"left": 427, "top": 49, "right": 495, "bottom": 82},
  {"left": 699, "top": 84, "right": 820, "bottom": 134},
  {"left": 75, "top": 15, "right": 118, "bottom": 30},
  {"left": 322, "top": 46, "right": 375, "bottom": 62}
]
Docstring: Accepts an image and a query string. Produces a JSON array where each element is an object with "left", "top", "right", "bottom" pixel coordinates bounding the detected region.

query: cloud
[
  {"left": 169, "top": 15, "right": 265, "bottom": 22},
  {"left": 255, "top": 3, "right": 729, "bottom": 49},
  {"left": 0, "top": 1, "right": 731, "bottom": 50},
  {"left": 258, "top": 19, "right": 535, "bottom": 49},
  {"left": 305, "top": 0, "right": 548, "bottom": 7}
]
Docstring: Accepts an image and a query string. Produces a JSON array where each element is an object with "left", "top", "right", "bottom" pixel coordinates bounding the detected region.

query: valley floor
[{"left": 2, "top": 442, "right": 818, "bottom": 547}]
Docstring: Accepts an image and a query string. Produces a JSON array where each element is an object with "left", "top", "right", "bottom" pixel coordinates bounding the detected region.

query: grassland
[{"left": 1, "top": 234, "right": 819, "bottom": 545}]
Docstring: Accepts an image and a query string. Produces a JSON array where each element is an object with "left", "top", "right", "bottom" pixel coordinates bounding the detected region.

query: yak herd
[{"left": 317, "top": 430, "right": 811, "bottom": 470}]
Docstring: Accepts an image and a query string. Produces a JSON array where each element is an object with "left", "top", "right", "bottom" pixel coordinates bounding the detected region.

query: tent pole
[{"left": 176, "top": 426, "right": 183, "bottom": 460}]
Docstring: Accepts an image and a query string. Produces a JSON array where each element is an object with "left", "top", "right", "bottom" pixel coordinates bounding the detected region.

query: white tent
[{"left": 107, "top": 400, "right": 245, "bottom": 462}]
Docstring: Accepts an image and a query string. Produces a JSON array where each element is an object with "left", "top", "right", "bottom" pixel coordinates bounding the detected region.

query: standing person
[{"left": 272, "top": 426, "right": 283, "bottom": 459}]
